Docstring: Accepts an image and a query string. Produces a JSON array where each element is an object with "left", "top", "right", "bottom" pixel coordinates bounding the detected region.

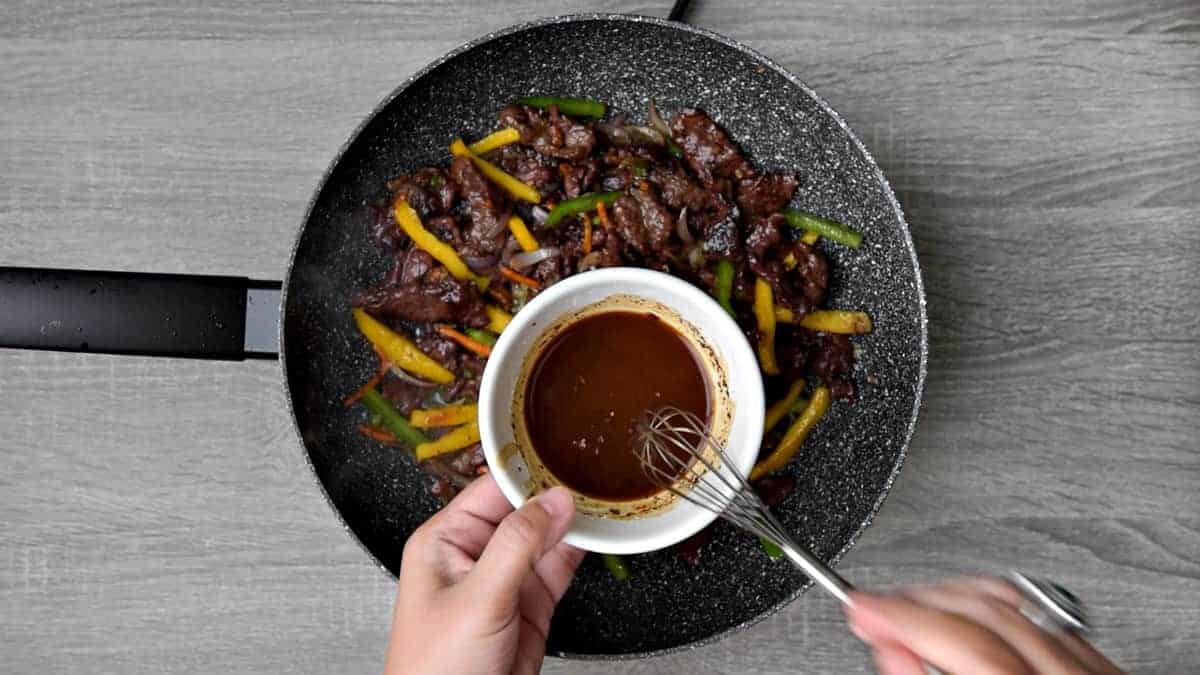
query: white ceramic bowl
[{"left": 478, "top": 267, "right": 764, "bottom": 554}]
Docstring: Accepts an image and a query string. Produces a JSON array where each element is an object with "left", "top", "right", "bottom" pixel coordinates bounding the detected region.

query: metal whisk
[{"left": 634, "top": 405, "right": 854, "bottom": 605}]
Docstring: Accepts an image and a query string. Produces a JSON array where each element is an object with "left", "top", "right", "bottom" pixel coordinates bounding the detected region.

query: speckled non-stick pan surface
[{"left": 281, "top": 14, "right": 927, "bottom": 658}]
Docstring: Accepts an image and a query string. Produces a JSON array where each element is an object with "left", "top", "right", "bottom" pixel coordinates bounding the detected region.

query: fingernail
[{"left": 534, "top": 486, "right": 574, "bottom": 521}]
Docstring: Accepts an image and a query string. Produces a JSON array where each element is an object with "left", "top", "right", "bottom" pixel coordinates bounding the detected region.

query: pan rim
[{"left": 279, "top": 12, "right": 928, "bottom": 661}]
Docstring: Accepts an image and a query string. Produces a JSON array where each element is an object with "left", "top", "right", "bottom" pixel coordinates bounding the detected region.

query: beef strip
[
  {"left": 701, "top": 196, "right": 742, "bottom": 260},
  {"left": 777, "top": 326, "right": 856, "bottom": 401},
  {"left": 353, "top": 248, "right": 489, "bottom": 327},
  {"left": 381, "top": 377, "right": 427, "bottom": 415},
  {"left": 449, "top": 156, "right": 510, "bottom": 258},
  {"left": 675, "top": 525, "right": 712, "bottom": 566},
  {"left": 494, "top": 144, "right": 558, "bottom": 192},
  {"left": 368, "top": 202, "right": 405, "bottom": 252},
  {"left": 651, "top": 159, "right": 709, "bottom": 212},
  {"left": 736, "top": 172, "right": 798, "bottom": 218},
  {"left": 807, "top": 331, "right": 856, "bottom": 401},
  {"left": 498, "top": 104, "right": 596, "bottom": 161},
  {"left": 610, "top": 194, "right": 650, "bottom": 256},
  {"left": 745, "top": 215, "right": 828, "bottom": 315},
  {"left": 631, "top": 182, "right": 674, "bottom": 255},
  {"left": 387, "top": 167, "right": 455, "bottom": 220},
  {"left": 424, "top": 215, "right": 463, "bottom": 248},
  {"left": 753, "top": 474, "right": 797, "bottom": 507},
  {"left": 560, "top": 156, "right": 599, "bottom": 198},
  {"left": 669, "top": 109, "right": 754, "bottom": 186}
]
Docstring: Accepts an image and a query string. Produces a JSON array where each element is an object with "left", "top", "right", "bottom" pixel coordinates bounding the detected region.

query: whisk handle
[{"left": 779, "top": 544, "right": 855, "bottom": 605}]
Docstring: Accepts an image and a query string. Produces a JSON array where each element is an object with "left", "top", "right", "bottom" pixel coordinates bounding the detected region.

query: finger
[
  {"left": 469, "top": 487, "right": 575, "bottom": 610},
  {"left": 869, "top": 642, "right": 927, "bottom": 675},
  {"left": 927, "top": 578, "right": 1124, "bottom": 674},
  {"left": 932, "top": 576, "right": 1026, "bottom": 606},
  {"left": 535, "top": 542, "right": 586, "bottom": 603},
  {"left": 436, "top": 473, "right": 516, "bottom": 526},
  {"left": 899, "top": 584, "right": 1085, "bottom": 675},
  {"left": 1052, "top": 631, "right": 1125, "bottom": 675},
  {"left": 400, "top": 476, "right": 515, "bottom": 586},
  {"left": 846, "top": 592, "right": 1035, "bottom": 675}
]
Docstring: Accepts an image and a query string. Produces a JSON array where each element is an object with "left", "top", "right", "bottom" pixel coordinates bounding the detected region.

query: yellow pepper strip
[
  {"left": 774, "top": 307, "right": 795, "bottom": 323},
  {"left": 394, "top": 200, "right": 477, "bottom": 282},
  {"left": 751, "top": 386, "right": 830, "bottom": 480},
  {"left": 508, "top": 215, "right": 540, "bottom": 252},
  {"left": 799, "top": 310, "right": 873, "bottom": 334},
  {"left": 800, "top": 231, "right": 820, "bottom": 245},
  {"left": 410, "top": 403, "right": 478, "bottom": 429},
  {"left": 782, "top": 252, "right": 798, "bottom": 270},
  {"left": 352, "top": 309, "right": 454, "bottom": 384},
  {"left": 485, "top": 305, "right": 512, "bottom": 333},
  {"left": 450, "top": 138, "right": 541, "bottom": 203},
  {"left": 415, "top": 420, "right": 481, "bottom": 461},
  {"left": 764, "top": 379, "right": 806, "bottom": 433},
  {"left": 753, "top": 278, "right": 781, "bottom": 375},
  {"left": 468, "top": 127, "right": 520, "bottom": 155}
]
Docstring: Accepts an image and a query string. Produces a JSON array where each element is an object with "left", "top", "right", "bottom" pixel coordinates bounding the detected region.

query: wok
[{"left": 0, "top": 14, "right": 927, "bottom": 657}]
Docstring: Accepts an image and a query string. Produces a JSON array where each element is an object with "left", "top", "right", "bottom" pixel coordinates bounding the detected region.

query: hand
[
  {"left": 845, "top": 577, "right": 1125, "bottom": 675},
  {"left": 384, "top": 475, "right": 585, "bottom": 675}
]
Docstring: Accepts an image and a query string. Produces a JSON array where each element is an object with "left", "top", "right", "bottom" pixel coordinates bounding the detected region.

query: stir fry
[{"left": 347, "top": 97, "right": 871, "bottom": 571}]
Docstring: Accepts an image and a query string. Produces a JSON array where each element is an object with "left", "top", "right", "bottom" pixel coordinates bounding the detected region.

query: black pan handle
[
  {"left": 668, "top": 0, "right": 692, "bottom": 22},
  {"left": 0, "top": 267, "right": 280, "bottom": 360}
]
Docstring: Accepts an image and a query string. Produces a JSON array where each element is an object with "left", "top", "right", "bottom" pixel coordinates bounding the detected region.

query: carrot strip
[
  {"left": 499, "top": 265, "right": 541, "bottom": 290},
  {"left": 343, "top": 347, "right": 392, "bottom": 407},
  {"left": 582, "top": 214, "right": 593, "bottom": 254},
  {"left": 436, "top": 324, "right": 493, "bottom": 357},
  {"left": 357, "top": 424, "right": 398, "bottom": 444}
]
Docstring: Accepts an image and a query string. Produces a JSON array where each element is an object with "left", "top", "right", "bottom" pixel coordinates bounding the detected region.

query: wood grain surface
[{"left": 2, "top": 1, "right": 1197, "bottom": 672}]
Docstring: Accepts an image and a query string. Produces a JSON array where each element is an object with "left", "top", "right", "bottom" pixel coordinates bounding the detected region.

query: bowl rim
[{"left": 478, "top": 266, "right": 766, "bottom": 554}]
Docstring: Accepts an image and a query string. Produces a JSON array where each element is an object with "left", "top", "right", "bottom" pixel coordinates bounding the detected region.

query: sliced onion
[
  {"left": 529, "top": 205, "right": 550, "bottom": 225},
  {"left": 390, "top": 365, "right": 439, "bottom": 388},
  {"left": 687, "top": 243, "right": 705, "bottom": 270},
  {"left": 577, "top": 251, "right": 604, "bottom": 271},
  {"left": 461, "top": 254, "right": 497, "bottom": 272},
  {"left": 627, "top": 125, "right": 666, "bottom": 145},
  {"left": 508, "top": 246, "right": 560, "bottom": 270},
  {"left": 501, "top": 235, "right": 522, "bottom": 259},
  {"left": 597, "top": 122, "right": 632, "bottom": 146},
  {"left": 647, "top": 98, "right": 671, "bottom": 136},
  {"left": 675, "top": 207, "right": 694, "bottom": 245}
]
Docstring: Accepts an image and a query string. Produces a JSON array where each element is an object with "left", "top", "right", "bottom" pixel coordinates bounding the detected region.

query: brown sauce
[{"left": 523, "top": 311, "right": 709, "bottom": 501}]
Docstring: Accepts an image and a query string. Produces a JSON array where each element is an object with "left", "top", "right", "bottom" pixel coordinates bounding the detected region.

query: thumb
[{"left": 469, "top": 487, "right": 575, "bottom": 608}]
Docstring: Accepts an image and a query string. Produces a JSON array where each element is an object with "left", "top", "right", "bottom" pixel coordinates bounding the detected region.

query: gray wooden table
[{"left": 2, "top": 1, "right": 1197, "bottom": 672}]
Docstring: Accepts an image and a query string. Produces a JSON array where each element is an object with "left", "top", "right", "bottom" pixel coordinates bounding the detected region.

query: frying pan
[{"left": 0, "top": 14, "right": 927, "bottom": 657}]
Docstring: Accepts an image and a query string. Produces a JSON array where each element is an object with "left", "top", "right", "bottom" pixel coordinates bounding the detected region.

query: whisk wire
[{"left": 635, "top": 405, "right": 853, "bottom": 605}]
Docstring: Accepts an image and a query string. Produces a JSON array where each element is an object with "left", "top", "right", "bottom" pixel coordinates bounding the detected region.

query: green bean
[
  {"left": 360, "top": 389, "right": 429, "bottom": 448},
  {"left": 465, "top": 329, "right": 497, "bottom": 347},
  {"left": 713, "top": 260, "right": 736, "bottom": 317},
  {"left": 601, "top": 553, "right": 631, "bottom": 581},
  {"left": 782, "top": 208, "right": 863, "bottom": 249},
  {"left": 545, "top": 191, "right": 622, "bottom": 227},
  {"left": 516, "top": 96, "right": 606, "bottom": 119}
]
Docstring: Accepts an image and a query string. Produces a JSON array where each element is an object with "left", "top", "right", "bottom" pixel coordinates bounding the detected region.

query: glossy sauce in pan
[{"left": 523, "top": 310, "right": 709, "bottom": 501}]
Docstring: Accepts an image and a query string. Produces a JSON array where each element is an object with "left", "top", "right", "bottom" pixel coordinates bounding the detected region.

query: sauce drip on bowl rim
[{"left": 522, "top": 310, "right": 710, "bottom": 501}]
